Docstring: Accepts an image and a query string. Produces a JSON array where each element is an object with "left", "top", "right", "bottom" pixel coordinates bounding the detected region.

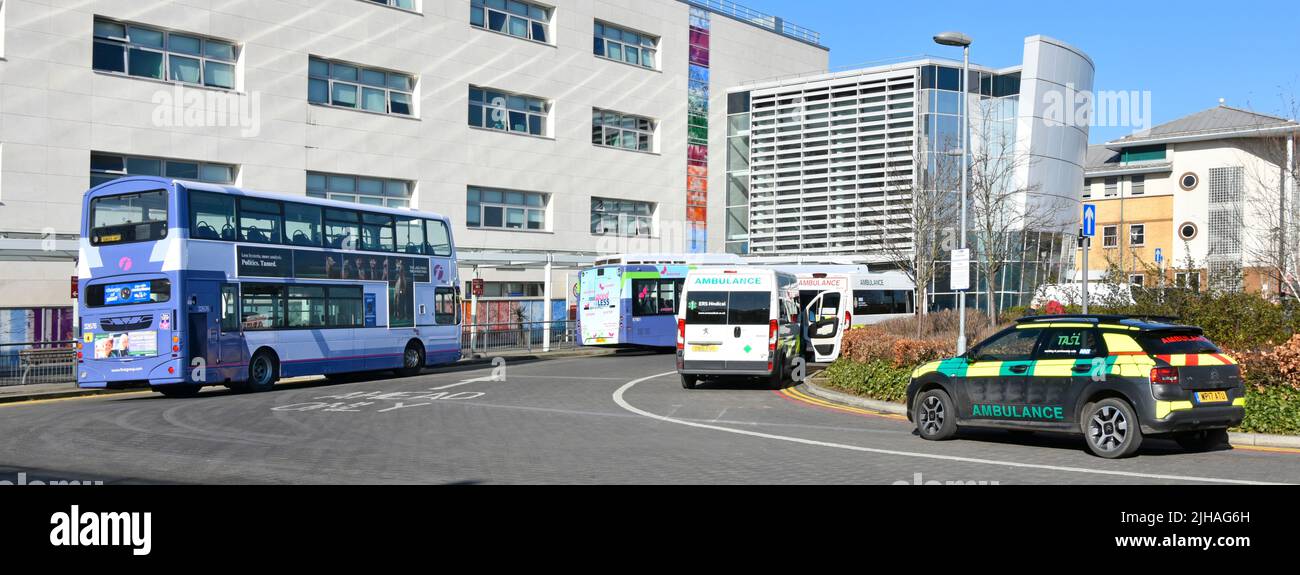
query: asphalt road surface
[{"left": 1, "top": 352, "right": 1297, "bottom": 485}]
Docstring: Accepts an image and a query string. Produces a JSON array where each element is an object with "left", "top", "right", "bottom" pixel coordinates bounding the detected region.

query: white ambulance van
[{"left": 676, "top": 268, "right": 802, "bottom": 390}]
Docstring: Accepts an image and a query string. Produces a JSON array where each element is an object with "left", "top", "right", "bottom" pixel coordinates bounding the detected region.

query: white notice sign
[{"left": 951, "top": 249, "right": 970, "bottom": 291}]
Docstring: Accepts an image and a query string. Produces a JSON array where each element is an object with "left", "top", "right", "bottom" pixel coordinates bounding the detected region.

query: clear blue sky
[{"left": 734, "top": 0, "right": 1300, "bottom": 143}]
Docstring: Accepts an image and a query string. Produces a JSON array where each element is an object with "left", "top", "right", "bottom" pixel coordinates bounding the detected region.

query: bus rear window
[
  {"left": 1138, "top": 331, "right": 1220, "bottom": 354},
  {"left": 90, "top": 189, "right": 168, "bottom": 245},
  {"left": 85, "top": 279, "right": 171, "bottom": 308}
]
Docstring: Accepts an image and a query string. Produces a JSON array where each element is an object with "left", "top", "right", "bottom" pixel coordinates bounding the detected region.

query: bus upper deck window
[{"left": 90, "top": 189, "right": 168, "bottom": 245}]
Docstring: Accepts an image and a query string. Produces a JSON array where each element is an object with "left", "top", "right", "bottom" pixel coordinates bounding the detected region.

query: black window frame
[
  {"left": 190, "top": 190, "right": 237, "bottom": 241},
  {"left": 1032, "top": 327, "right": 1106, "bottom": 360},
  {"left": 284, "top": 202, "right": 324, "bottom": 247},
  {"left": 360, "top": 212, "right": 397, "bottom": 253},
  {"left": 631, "top": 278, "right": 683, "bottom": 317}
]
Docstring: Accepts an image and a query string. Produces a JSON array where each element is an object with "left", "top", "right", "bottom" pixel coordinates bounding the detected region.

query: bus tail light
[
  {"left": 676, "top": 319, "right": 686, "bottom": 350},
  {"left": 845, "top": 311, "right": 852, "bottom": 329}
]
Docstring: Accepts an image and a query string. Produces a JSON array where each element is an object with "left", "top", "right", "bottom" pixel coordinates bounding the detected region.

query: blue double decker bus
[{"left": 77, "top": 177, "right": 462, "bottom": 397}]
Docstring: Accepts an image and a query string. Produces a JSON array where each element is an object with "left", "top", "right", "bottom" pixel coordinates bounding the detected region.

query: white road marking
[
  {"left": 429, "top": 376, "right": 497, "bottom": 391},
  {"left": 613, "top": 372, "right": 1287, "bottom": 486}
]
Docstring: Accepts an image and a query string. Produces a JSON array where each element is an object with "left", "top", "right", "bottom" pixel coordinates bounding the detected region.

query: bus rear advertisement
[{"left": 77, "top": 176, "right": 463, "bottom": 397}]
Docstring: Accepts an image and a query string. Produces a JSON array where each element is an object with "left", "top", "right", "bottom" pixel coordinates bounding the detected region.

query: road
[{"left": 0, "top": 352, "right": 1297, "bottom": 485}]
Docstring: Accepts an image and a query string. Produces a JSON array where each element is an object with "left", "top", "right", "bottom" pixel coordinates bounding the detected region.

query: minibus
[{"left": 676, "top": 268, "right": 802, "bottom": 390}]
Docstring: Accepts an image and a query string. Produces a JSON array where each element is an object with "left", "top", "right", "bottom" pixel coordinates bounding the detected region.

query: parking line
[
  {"left": 0, "top": 391, "right": 153, "bottom": 408},
  {"left": 613, "top": 371, "right": 1287, "bottom": 485}
]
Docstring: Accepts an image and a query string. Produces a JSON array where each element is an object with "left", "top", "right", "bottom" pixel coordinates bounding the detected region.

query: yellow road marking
[
  {"left": 1232, "top": 444, "right": 1300, "bottom": 455},
  {"left": 780, "top": 387, "right": 907, "bottom": 421},
  {"left": 0, "top": 391, "right": 152, "bottom": 408}
]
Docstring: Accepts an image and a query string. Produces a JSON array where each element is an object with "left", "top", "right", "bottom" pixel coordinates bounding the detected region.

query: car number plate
[
  {"left": 690, "top": 344, "right": 719, "bottom": 353},
  {"left": 1196, "top": 391, "right": 1228, "bottom": 403}
]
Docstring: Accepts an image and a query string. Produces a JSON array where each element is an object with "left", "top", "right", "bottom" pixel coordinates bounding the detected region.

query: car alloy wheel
[
  {"left": 1088, "top": 405, "right": 1128, "bottom": 452},
  {"left": 919, "top": 395, "right": 946, "bottom": 436}
]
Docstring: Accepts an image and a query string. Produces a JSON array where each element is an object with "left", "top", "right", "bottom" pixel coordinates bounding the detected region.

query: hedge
[{"left": 821, "top": 359, "right": 910, "bottom": 404}]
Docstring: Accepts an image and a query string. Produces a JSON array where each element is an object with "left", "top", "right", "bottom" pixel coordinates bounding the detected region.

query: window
[
  {"left": 238, "top": 198, "right": 283, "bottom": 244},
  {"left": 1180, "top": 172, "right": 1199, "bottom": 191},
  {"left": 1102, "top": 225, "right": 1118, "bottom": 248},
  {"left": 93, "top": 18, "right": 238, "bottom": 89},
  {"left": 469, "top": 87, "right": 548, "bottom": 136},
  {"left": 1035, "top": 328, "right": 1101, "bottom": 359},
  {"left": 470, "top": 0, "right": 551, "bottom": 43},
  {"left": 307, "top": 172, "right": 412, "bottom": 208},
  {"left": 853, "top": 290, "right": 911, "bottom": 315},
  {"left": 1131, "top": 174, "right": 1145, "bottom": 195},
  {"left": 1104, "top": 177, "right": 1118, "bottom": 197},
  {"left": 592, "top": 109, "right": 655, "bottom": 152},
  {"left": 434, "top": 287, "right": 459, "bottom": 325},
  {"left": 190, "top": 191, "right": 236, "bottom": 241},
  {"left": 426, "top": 219, "right": 453, "bottom": 256},
  {"left": 220, "top": 284, "right": 240, "bottom": 332},
  {"left": 396, "top": 217, "right": 425, "bottom": 254},
  {"left": 285, "top": 203, "right": 322, "bottom": 247},
  {"left": 360, "top": 213, "right": 396, "bottom": 253},
  {"left": 1175, "top": 272, "right": 1201, "bottom": 291},
  {"left": 1129, "top": 274, "right": 1145, "bottom": 287},
  {"left": 727, "top": 292, "right": 771, "bottom": 325},
  {"left": 973, "top": 329, "right": 1040, "bottom": 362},
  {"left": 467, "top": 187, "right": 547, "bottom": 231},
  {"left": 328, "top": 286, "right": 365, "bottom": 327},
  {"left": 631, "top": 279, "right": 683, "bottom": 317},
  {"left": 324, "top": 208, "right": 360, "bottom": 249},
  {"left": 594, "top": 21, "right": 657, "bottom": 69},
  {"left": 365, "top": 0, "right": 416, "bottom": 11},
  {"left": 91, "top": 152, "right": 235, "bottom": 188},
  {"left": 308, "top": 56, "right": 415, "bottom": 116},
  {"left": 89, "top": 189, "right": 168, "bottom": 246},
  {"left": 1082, "top": 178, "right": 1091, "bottom": 199},
  {"left": 286, "top": 286, "right": 326, "bottom": 328},
  {"left": 591, "top": 197, "right": 653, "bottom": 237},
  {"left": 685, "top": 291, "right": 728, "bottom": 325},
  {"left": 465, "top": 281, "right": 544, "bottom": 298},
  {"left": 1129, "top": 224, "right": 1145, "bottom": 247},
  {"left": 241, "top": 284, "right": 284, "bottom": 330},
  {"left": 85, "top": 279, "right": 172, "bottom": 308},
  {"left": 1179, "top": 222, "right": 1198, "bottom": 241}
]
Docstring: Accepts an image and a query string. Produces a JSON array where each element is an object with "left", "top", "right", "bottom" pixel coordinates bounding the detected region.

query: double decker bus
[
  {"left": 77, "top": 177, "right": 462, "bottom": 397},
  {"left": 577, "top": 253, "right": 743, "bottom": 348}
]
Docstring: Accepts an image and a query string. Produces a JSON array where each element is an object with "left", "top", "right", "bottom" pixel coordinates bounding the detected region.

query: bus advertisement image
[
  {"left": 77, "top": 176, "right": 462, "bottom": 397},
  {"left": 578, "top": 264, "right": 688, "bottom": 348}
]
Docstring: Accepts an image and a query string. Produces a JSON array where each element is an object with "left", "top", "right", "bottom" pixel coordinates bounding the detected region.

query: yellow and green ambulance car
[{"left": 905, "top": 315, "right": 1245, "bottom": 459}]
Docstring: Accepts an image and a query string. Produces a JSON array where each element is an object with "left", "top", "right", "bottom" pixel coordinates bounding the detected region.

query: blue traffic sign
[
  {"left": 1082, "top": 205, "right": 1097, "bottom": 237},
  {"left": 1155, "top": 248, "right": 1164, "bottom": 264}
]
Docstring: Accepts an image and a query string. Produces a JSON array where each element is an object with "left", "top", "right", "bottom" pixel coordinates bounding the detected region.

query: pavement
[{"left": 0, "top": 352, "right": 1298, "bottom": 484}]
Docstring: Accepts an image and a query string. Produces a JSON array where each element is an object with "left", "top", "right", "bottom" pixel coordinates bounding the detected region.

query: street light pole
[{"left": 935, "top": 32, "right": 972, "bottom": 355}]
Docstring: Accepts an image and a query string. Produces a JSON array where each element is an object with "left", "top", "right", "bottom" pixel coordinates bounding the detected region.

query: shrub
[{"left": 822, "top": 359, "right": 910, "bottom": 403}]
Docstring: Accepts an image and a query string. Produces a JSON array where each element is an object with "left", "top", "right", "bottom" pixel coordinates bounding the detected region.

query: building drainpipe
[
  {"left": 1286, "top": 134, "right": 1296, "bottom": 296},
  {"left": 470, "top": 266, "right": 479, "bottom": 355},
  {"left": 542, "top": 255, "right": 553, "bottom": 353}
]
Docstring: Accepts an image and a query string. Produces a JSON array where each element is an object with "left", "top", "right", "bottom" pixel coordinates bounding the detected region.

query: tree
[
  {"left": 1233, "top": 94, "right": 1300, "bottom": 301},
  {"left": 874, "top": 135, "right": 961, "bottom": 337},
  {"left": 966, "top": 99, "right": 1059, "bottom": 324}
]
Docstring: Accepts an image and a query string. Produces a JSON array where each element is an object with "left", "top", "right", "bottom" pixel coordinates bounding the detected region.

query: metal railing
[
  {"left": 461, "top": 320, "right": 579, "bottom": 356},
  {"left": 682, "top": 0, "right": 822, "bottom": 46},
  {"left": 0, "top": 341, "right": 76, "bottom": 387}
]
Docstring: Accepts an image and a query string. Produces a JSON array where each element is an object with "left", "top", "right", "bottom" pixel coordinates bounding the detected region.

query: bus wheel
[
  {"left": 154, "top": 384, "right": 202, "bottom": 398},
  {"left": 247, "top": 350, "right": 279, "bottom": 393},
  {"left": 396, "top": 341, "right": 424, "bottom": 377}
]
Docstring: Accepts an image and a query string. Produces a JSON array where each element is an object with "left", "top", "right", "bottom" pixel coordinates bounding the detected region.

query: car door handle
[
  {"left": 1009, "top": 365, "right": 1029, "bottom": 374},
  {"left": 734, "top": 327, "right": 742, "bottom": 338},
  {"left": 1072, "top": 365, "right": 1093, "bottom": 373}
]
